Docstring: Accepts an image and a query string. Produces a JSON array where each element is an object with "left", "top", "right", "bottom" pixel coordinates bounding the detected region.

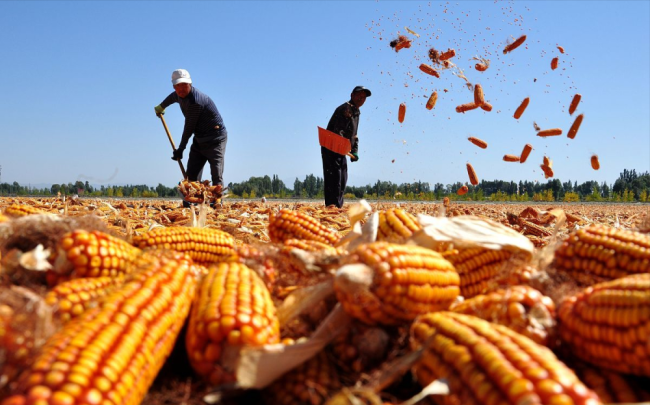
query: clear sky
[{"left": 1, "top": 1, "right": 648, "bottom": 190}]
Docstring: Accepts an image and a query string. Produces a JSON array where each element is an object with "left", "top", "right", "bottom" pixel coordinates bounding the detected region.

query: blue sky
[{"left": 0, "top": 1, "right": 648, "bottom": 189}]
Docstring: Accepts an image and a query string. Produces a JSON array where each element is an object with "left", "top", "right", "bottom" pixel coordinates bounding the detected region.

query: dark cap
[{"left": 352, "top": 86, "right": 372, "bottom": 97}]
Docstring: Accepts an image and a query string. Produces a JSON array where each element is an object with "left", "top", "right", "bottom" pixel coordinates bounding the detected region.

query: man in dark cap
[{"left": 321, "top": 86, "right": 371, "bottom": 208}]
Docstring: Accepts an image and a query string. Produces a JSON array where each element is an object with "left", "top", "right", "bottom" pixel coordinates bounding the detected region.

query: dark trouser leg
[
  {"left": 321, "top": 148, "right": 344, "bottom": 208},
  {"left": 339, "top": 157, "right": 348, "bottom": 208},
  {"left": 204, "top": 138, "right": 227, "bottom": 185},
  {"left": 186, "top": 143, "right": 208, "bottom": 182}
]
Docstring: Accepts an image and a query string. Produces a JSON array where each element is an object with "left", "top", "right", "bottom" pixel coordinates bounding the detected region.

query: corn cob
[
  {"left": 131, "top": 226, "right": 237, "bottom": 265},
  {"left": 519, "top": 144, "right": 533, "bottom": 163},
  {"left": 466, "top": 163, "right": 479, "bottom": 186},
  {"left": 1, "top": 249, "right": 199, "bottom": 405},
  {"left": 3, "top": 204, "right": 45, "bottom": 218},
  {"left": 419, "top": 64, "right": 440, "bottom": 78},
  {"left": 480, "top": 102, "right": 493, "bottom": 112},
  {"left": 473, "top": 84, "right": 485, "bottom": 105},
  {"left": 503, "top": 154, "right": 520, "bottom": 162},
  {"left": 282, "top": 239, "right": 339, "bottom": 253},
  {"left": 590, "top": 155, "right": 600, "bottom": 170},
  {"left": 467, "top": 137, "right": 488, "bottom": 149},
  {"left": 537, "top": 128, "right": 562, "bottom": 137},
  {"left": 551, "top": 57, "right": 559, "bottom": 70},
  {"left": 442, "top": 247, "right": 514, "bottom": 298},
  {"left": 475, "top": 62, "right": 489, "bottom": 71},
  {"left": 426, "top": 91, "right": 438, "bottom": 110},
  {"left": 567, "top": 114, "right": 584, "bottom": 139},
  {"left": 554, "top": 224, "right": 650, "bottom": 284},
  {"left": 450, "top": 286, "right": 556, "bottom": 346},
  {"left": 457, "top": 185, "right": 469, "bottom": 196},
  {"left": 269, "top": 209, "right": 340, "bottom": 246},
  {"left": 49, "top": 230, "right": 141, "bottom": 286},
  {"left": 410, "top": 312, "right": 601, "bottom": 405},
  {"left": 398, "top": 103, "right": 406, "bottom": 123},
  {"left": 503, "top": 35, "right": 526, "bottom": 54},
  {"left": 44, "top": 276, "right": 123, "bottom": 323},
  {"left": 518, "top": 219, "right": 553, "bottom": 237},
  {"left": 558, "top": 46, "right": 565, "bottom": 53},
  {"left": 558, "top": 273, "right": 650, "bottom": 377},
  {"left": 264, "top": 351, "right": 341, "bottom": 405},
  {"left": 376, "top": 208, "right": 421, "bottom": 243},
  {"left": 569, "top": 360, "right": 650, "bottom": 404},
  {"left": 186, "top": 261, "right": 280, "bottom": 385},
  {"left": 569, "top": 94, "right": 582, "bottom": 115},
  {"left": 456, "top": 102, "right": 479, "bottom": 113},
  {"left": 513, "top": 97, "right": 530, "bottom": 119},
  {"left": 334, "top": 242, "right": 459, "bottom": 325},
  {"left": 0, "top": 213, "right": 9, "bottom": 223},
  {"left": 540, "top": 164, "right": 554, "bottom": 178},
  {"left": 438, "top": 48, "right": 456, "bottom": 60}
]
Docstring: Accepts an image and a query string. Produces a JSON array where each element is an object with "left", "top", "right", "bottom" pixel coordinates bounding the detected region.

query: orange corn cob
[
  {"left": 543, "top": 156, "right": 552, "bottom": 168},
  {"left": 438, "top": 48, "right": 456, "bottom": 60},
  {"left": 518, "top": 219, "right": 553, "bottom": 238},
  {"left": 554, "top": 224, "right": 650, "bottom": 284},
  {"left": 419, "top": 64, "right": 440, "bottom": 78},
  {"left": 425, "top": 91, "right": 438, "bottom": 110},
  {"left": 473, "top": 84, "right": 485, "bottom": 105},
  {"left": 480, "top": 102, "right": 493, "bottom": 112},
  {"left": 468, "top": 137, "right": 488, "bottom": 149},
  {"left": 131, "top": 226, "right": 237, "bottom": 265},
  {"left": 569, "top": 94, "right": 582, "bottom": 115},
  {"left": 558, "top": 46, "right": 565, "bottom": 54},
  {"left": 567, "top": 113, "right": 584, "bottom": 139},
  {"left": 590, "top": 155, "right": 600, "bottom": 170},
  {"left": 514, "top": 97, "right": 530, "bottom": 119},
  {"left": 265, "top": 352, "right": 341, "bottom": 405},
  {"left": 334, "top": 242, "right": 459, "bottom": 325},
  {"left": 520, "top": 144, "right": 533, "bottom": 163},
  {"left": 537, "top": 128, "right": 562, "bottom": 137},
  {"left": 503, "top": 154, "right": 520, "bottom": 162},
  {"left": 376, "top": 208, "right": 421, "bottom": 243},
  {"left": 503, "top": 35, "right": 527, "bottom": 54},
  {"left": 442, "top": 247, "right": 515, "bottom": 298},
  {"left": 44, "top": 276, "right": 123, "bottom": 324},
  {"left": 456, "top": 102, "right": 479, "bottom": 113},
  {"left": 570, "top": 361, "right": 650, "bottom": 404},
  {"left": 50, "top": 230, "right": 141, "bottom": 286},
  {"left": 558, "top": 273, "right": 650, "bottom": 377},
  {"left": 466, "top": 163, "right": 479, "bottom": 185},
  {"left": 269, "top": 209, "right": 340, "bottom": 246},
  {"left": 551, "top": 57, "right": 559, "bottom": 70},
  {"left": 457, "top": 185, "right": 469, "bottom": 196},
  {"left": 540, "top": 164, "right": 554, "bottom": 178},
  {"left": 475, "top": 62, "right": 488, "bottom": 71},
  {"left": 282, "top": 239, "right": 339, "bottom": 253},
  {"left": 398, "top": 103, "right": 406, "bottom": 123},
  {"left": 3, "top": 205, "right": 45, "bottom": 218},
  {"left": 450, "top": 285, "right": 556, "bottom": 346},
  {"left": 410, "top": 312, "right": 602, "bottom": 405},
  {"left": 1, "top": 249, "right": 199, "bottom": 405},
  {"left": 186, "top": 262, "right": 280, "bottom": 385}
]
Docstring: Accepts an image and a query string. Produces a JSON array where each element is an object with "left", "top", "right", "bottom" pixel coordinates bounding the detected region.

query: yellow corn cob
[
  {"left": 558, "top": 273, "right": 650, "bottom": 377},
  {"left": 442, "top": 247, "right": 514, "bottom": 298},
  {"left": 376, "top": 208, "right": 422, "bottom": 243},
  {"left": 518, "top": 219, "right": 553, "bottom": 237},
  {"left": 49, "top": 229, "right": 141, "bottom": 286},
  {"left": 44, "top": 276, "right": 123, "bottom": 324},
  {"left": 186, "top": 261, "right": 280, "bottom": 385},
  {"left": 410, "top": 312, "right": 602, "bottom": 405},
  {"left": 3, "top": 204, "right": 45, "bottom": 218},
  {"left": 334, "top": 242, "right": 459, "bottom": 325},
  {"left": 1, "top": 249, "right": 199, "bottom": 405},
  {"left": 265, "top": 351, "right": 341, "bottom": 405},
  {"left": 554, "top": 224, "right": 650, "bottom": 284},
  {"left": 570, "top": 361, "right": 650, "bottom": 404},
  {"left": 269, "top": 209, "right": 340, "bottom": 246},
  {"left": 0, "top": 213, "right": 9, "bottom": 223},
  {"left": 282, "top": 238, "right": 340, "bottom": 253},
  {"left": 450, "top": 286, "right": 557, "bottom": 346},
  {"left": 131, "top": 226, "right": 237, "bottom": 265}
]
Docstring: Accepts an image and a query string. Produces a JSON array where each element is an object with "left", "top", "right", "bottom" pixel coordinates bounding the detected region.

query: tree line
[{"left": 1, "top": 169, "right": 649, "bottom": 202}]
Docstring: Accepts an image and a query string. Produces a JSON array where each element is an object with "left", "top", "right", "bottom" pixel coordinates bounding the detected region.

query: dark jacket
[{"left": 326, "top": 101, "right": 360, "bottom": 154}]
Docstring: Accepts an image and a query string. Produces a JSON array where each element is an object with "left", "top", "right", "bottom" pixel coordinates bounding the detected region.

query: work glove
[
  {"left": 155, "top": 105, "right": 165, "bottom": 116},
  {"left": 172, "top": 149, "right": 183, "bottom": 161},
  {"left": 350, "top": 152, "right": 359, "bottom": 162}
]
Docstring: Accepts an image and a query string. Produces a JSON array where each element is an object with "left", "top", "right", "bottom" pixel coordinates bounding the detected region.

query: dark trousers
[
  {"left": 186, "top": 137, "right": 227, "bottom": 185},
  {"left": 321, "top": 147, "right": 347, "bottom": 208}
]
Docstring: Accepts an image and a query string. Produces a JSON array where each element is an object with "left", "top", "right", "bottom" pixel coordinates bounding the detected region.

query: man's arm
[
  {"left": 159, "top": 92, "right": 178, "bottom": 110},
  {"left": 177, "top": 104, "right": 204, "bottom": 151}
]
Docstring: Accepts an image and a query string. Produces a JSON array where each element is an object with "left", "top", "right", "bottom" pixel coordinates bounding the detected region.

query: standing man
[
  {"left": 322, "top": 86, "right": 371, "bottom": 208},
  {"left": 155, "top": 69, "right": 228, "bottom": 204}
]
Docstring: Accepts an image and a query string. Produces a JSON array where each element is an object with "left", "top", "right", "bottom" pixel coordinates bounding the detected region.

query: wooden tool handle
[{"left": 158, "top": 115, "right": 187, "bottom": 179}]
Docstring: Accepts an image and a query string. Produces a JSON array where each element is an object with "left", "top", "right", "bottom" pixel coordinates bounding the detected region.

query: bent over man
[
  {"left": 321, "top": 86, "right": 371, "bottom": 208},
  {"left": 155, "top": 69, "right": 228, "bottom": 203}
]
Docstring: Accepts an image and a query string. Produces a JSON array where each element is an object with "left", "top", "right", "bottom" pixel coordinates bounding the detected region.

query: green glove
[
  {"left": 351, "top": 152, "right": 359, "bottom": 162},
  {"left": 154, "top": 105, "right": 165, "bottom": 116}
]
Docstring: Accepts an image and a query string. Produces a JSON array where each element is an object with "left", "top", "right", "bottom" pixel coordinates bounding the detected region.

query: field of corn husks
[{"left": 1, "top": 197, "right": 649, "bottom": 405}]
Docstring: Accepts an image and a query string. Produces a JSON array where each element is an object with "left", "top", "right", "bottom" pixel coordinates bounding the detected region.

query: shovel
[{"left": 158, "top": 114, "right": 187, "bottom": 179}]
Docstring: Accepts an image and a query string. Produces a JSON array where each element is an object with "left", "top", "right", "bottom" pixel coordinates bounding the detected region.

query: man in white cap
[{"left": 155, "top": 69, "right": 228, "bottom": 205}]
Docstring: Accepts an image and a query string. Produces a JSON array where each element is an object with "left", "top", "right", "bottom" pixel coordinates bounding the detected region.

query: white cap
[{"left": 171, "top": 69, "right": 192, "bottom": 85}]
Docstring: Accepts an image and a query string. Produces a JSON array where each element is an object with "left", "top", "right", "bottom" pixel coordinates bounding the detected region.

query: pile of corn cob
[{"left": 0, "top": 200, "right": 649, "bottom": 405}]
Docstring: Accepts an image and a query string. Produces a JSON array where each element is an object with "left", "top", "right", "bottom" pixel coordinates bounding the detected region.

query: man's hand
[
  {"left": 172, "top": 149, "right": 183, "bottom": 161},
  {"left": 350, "top": 152, "right": 359, "bottom": 162},
  {"left": 155, "top": 105, "right": 165, "bottom": 116}
]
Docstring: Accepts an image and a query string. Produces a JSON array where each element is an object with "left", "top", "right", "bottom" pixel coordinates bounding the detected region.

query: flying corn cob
[
  {"left": 425, "top": 91, "right": 438, "bottom": 110},
  {"left": 1, "top": 249, "right": 199, "bottom": 405},
  {"left": 438, "top": 48, "right": 456, "bottom": 60},
  {"left": 554, "top": 224, "right": 650, "bottom": 284},
  {"left": 520, "top": 144, "right": 533, "bottom": 163},
  {"left": 419, "top": 64, "right": 440, "bottom": 78},
  {"left": 567, "top": 114, "right": 584, "bottom": 139},
  {"left": 334, "top": 242, "right": 460, "bottom": 325},
  {"left": 410, "top": 312, "right": 602, "bottom": 405},
  {"left": 591, "top": 155, "right": 600, "bottom": 170},
  {"left": 540, "top": 164, "right": 554, "bottom": 179},
  {"left": 466, "top": 163, "right": 479, "bottom": 185},
  {"left": 537, "top": 128, "right": 562, "bottom": 137},
  {"left": 3, "top": 205, "right": 45, "bottom": 218},
  {"left": 503, "top": 154, "right": 520, "bottom": 162},
  {"left": 186, "top": 261, "right": 280, "bottom": 385},
  {"left": 450, "top": 285, "right": 557, "bottom": 346},
  {"left": 49, "top": 229, "right": 141, "bottom": 286},
  {"left": 569, "top": 94, "right": 582, "bottom": 115},
  {"left": 558, "top": 273, "right": 650, "bottom": 377},
  {"left": 442, "top": 247, "right": 516, "bottom": 298},
  {"left": 457, "top": 185, "right": 469, "bottom": 196},
  {"left": 551, "top": 57, "right": 559, "bottom": 70},
  {"left": 473, "top": 84, "right": 485, "bottom": 105},
  {"left": 264, "top": 351, "right": 341, "bottom": 405},
  {"left": 456, "top": 102, "right": 479, "bottom": 113},
  {"left": 468, "top": 137, "right": 488, "bottom": 149},
  {"left": 398, "top": 103, "right": 406, "bottom": 123},
  {"left": 44, "top": 276, "right": 123, "bottom": 324},
  {"left": 269, "top": 209, "right": 340, "bottom": 246},
  {"left": 570, "top": 361, "right": 650, "bottom": 403},
  {"left": 475, "top": 62, "right": 489, "bottom": 71},
  {"left": 558, "top": 46, "right": 565, "bottom": 53},
  {"left": 131, "top": 226, "right": 237, "bottom": 265},
  {"left": 503, "top": 34, "right": 527, "bottom": 54},
  {"left": 376, "top": 208, "right": 421, "bottom": 243},
  {"left": 513, "top": 97, "right": 530, "bottom": 119},
  {"left": 480, "top": 102, "right": 493, "bottom": 112}
]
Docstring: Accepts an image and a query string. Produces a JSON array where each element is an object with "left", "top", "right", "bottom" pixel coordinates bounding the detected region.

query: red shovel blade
[{"left": 318, "top": 126, "right": 352, "bottom": 156}]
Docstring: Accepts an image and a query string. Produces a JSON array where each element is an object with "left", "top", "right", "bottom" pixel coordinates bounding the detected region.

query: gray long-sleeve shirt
[
  {"left": 326, "top": 101, "right": 360, "bottom": 154},
  {"left": 160, "top": 87, "right": 226, "bottom": 151}
]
